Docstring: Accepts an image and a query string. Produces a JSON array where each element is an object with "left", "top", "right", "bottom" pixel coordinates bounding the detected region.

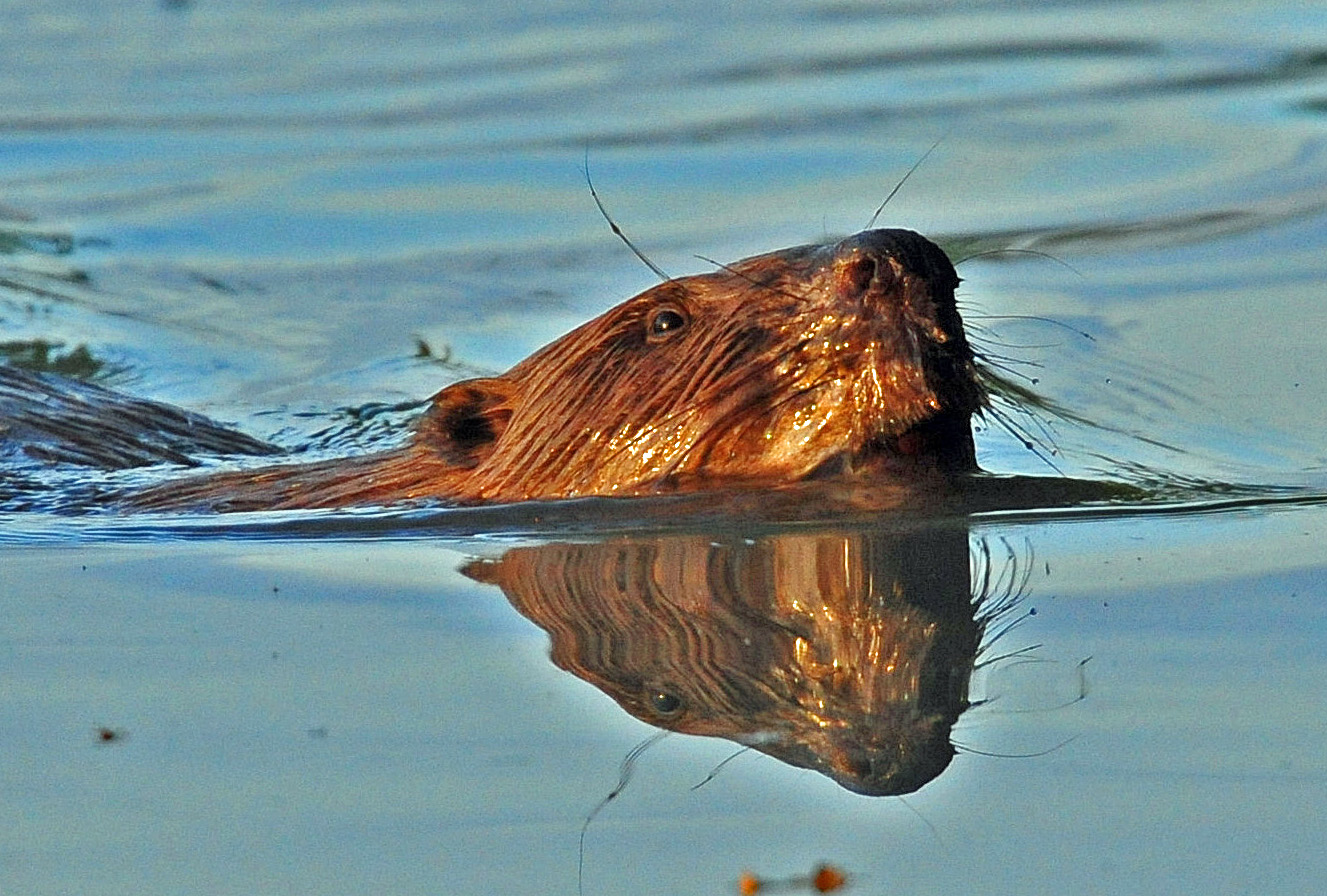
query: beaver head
[{"left": 417, "top": 228, "right": 984, "bottom": 502}]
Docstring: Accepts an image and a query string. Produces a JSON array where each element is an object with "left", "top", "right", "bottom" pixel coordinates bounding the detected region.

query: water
[{"left": 3, "top": 1, "right": 1327, "bottom": 893}]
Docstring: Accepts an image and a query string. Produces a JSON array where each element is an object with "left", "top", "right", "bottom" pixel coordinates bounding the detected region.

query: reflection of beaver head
[
  {"left": 464, "top": 528, "right": 989, "bottom": 796},
  {"left": 125, "top": 229, "right": 984, "bottom": 510}
]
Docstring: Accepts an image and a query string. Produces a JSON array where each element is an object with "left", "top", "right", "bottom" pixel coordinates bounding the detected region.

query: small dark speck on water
[{"left": 95, "top": 727, "right": 124, "bottom": 744}]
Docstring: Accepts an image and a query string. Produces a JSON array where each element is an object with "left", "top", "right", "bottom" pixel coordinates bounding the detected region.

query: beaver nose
[
  {"left": 836, "top": 228, "right": 961, "bottom": 296},
  {"left": 836, "top": 249, "right": 893, "bottom": 303}
]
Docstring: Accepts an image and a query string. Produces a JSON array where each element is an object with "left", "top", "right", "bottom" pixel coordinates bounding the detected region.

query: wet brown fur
[{"left": 127, "top": 228, "right": 985, "bottom": 511}]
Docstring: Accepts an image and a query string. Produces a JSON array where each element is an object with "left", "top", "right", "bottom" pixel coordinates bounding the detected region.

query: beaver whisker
[
  {"left": 866, "top": 137, "right": 944, "bottom": 231},
  {"left": 693, "top": 255, "right": 811, "bottom": 306},
  {"left": 583, "top": 154, "right": 670, "bottom": 282},
  {"left": 962, "top": 320, "right": 1062, "bottom": 356},
  {"left": 953, "top": 248, "right": 1084, "bottom": 280},
  {"left": 971, "top": 345, "right": 1048, "bottom": 369},
  {"left": 980, "top": 401, "right": 1065, "bottom": 475},
  {"left": 973, "top": 354, "right": 1046, "bottom": 390},
  {"left": 977, "top": 313, "right": 1095, "bottom": 343}
]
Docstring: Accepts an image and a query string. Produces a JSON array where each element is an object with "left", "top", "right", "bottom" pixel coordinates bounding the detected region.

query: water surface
[{"left": 3, "top": 1, "right": 1326, "bottom": 894}]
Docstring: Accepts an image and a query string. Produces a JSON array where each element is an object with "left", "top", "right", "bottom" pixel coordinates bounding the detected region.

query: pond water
[{"left": 3, "top": 1, "right": 1326, "bottom": 894}]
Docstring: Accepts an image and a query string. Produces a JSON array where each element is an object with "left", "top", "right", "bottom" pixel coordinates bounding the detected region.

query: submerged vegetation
[{"left": 0, "top": 339, "right": 116, "bottom": 381}]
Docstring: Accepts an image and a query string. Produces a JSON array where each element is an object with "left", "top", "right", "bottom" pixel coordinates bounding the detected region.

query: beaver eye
[
  {"left": 648, "top": 689, "right": 683, "bottom": 717},
  {"left": 646, "top": 306, "right": 688, "bottom": 343}
]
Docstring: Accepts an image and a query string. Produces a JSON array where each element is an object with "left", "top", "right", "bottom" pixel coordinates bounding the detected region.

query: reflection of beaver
[
  {"left": 3, "top": 229, "right": 984, "bottom": 511},
  {"left": 464, "top": 525, "right": 1000, "bottom": 796}
]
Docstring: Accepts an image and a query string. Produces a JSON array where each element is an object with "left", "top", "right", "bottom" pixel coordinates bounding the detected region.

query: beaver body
[{"left": 3, "top": 229, "right": 984, "bottom": 512}]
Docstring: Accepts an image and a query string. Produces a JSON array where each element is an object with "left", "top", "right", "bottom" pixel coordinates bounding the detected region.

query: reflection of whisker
[
  {"left": 579, "top": 730, "right": 670, "bottom": 896},
  {"left": 968, "top": 654, "right": 1094, "bottom": 723},
  {"left": 690, "top": 746, "right": 754, "bottom": 791},
  {"left": 972, "top": 642, "right": 1043, "bottom": 672},
  {"left": 990, "top": 655, "right": 1092, "bottom": 712},
  {"left": 969, "top": 539, "right": 1093, "bottom": 715},
  {"left": 894, "top": 794, "right": 946, "bottom": 851},
  {"left": 952, "top": 733, "right": 1080, "bottom": 760},
  {"left": 978, "top": 616, "right": 1039, "bottom": 658},
  {"left": 970, "top": 536, "right": 1034, "bottom": 641}
]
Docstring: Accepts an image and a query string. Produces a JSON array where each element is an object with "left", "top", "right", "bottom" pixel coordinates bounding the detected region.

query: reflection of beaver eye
[
  {"left": 648, "top": 689, "right": 683, "bottom": 716},
  {"left": 646, "top": 306, "right": 688, "bottom": 343}
]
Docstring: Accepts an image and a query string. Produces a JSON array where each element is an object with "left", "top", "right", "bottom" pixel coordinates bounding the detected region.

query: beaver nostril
[
  {"left": 849, "top": 257, "right": 875, "bottom": 294},
  {"left": 840, "top": 254, "right": 888, "bottom": 299}
]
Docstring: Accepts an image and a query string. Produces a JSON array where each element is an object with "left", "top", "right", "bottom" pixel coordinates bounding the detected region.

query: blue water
[{"left": 3, "top": 1, "right": 1326, "bottom": 893}]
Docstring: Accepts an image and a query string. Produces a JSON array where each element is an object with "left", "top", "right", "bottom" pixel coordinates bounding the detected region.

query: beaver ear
[
  {"left": 458, "top": 556, "right": 503, "bottom": 585},
  {"left": 415, "top": 377, "right": 514, "bottom": 468}
]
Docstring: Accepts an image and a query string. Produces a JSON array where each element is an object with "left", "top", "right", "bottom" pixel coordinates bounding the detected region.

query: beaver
[{"left": 3, "top": 228, "right": 985, "bottom": 512}]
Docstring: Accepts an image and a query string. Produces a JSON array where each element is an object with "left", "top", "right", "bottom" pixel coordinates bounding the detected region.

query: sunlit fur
[{"left": 128, "top": 229, "right": 984, "bottom": 511}]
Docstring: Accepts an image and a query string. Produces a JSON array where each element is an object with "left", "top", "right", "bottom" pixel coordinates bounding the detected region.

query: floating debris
[{"left": 738, "top": 863, "right": 847, "bottom": 894}]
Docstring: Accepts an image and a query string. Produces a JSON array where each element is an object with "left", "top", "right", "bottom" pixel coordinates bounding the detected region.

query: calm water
[{"left": 3, "top": 1, "right": 1327, "bottom": 894}]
